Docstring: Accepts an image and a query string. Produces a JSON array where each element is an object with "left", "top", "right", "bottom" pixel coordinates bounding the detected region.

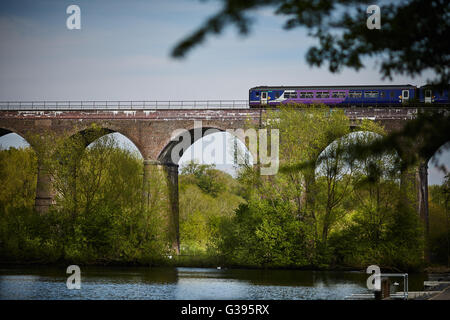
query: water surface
[{"left": 0, "top": 266, "right": 428, "bottom": 300}]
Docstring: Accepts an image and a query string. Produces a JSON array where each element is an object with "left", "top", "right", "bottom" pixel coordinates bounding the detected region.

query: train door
[
  {"left": 425, "top": 89, "right": 432, "bottom": 103},
  {"left": 401, "top": 90, "right": 409, "bottom": 103},
  {"left": 261, "top": 91, "right": 268, "bottom": 105}
]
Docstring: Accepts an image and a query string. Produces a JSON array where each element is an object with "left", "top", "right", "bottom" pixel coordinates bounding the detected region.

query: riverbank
[
  {"left": 0, "top": 259, "right": 363, "bottom": 272},
  {"left": 0, "top": 257, "right": 437, "bottom": 273},
  {"left": 424, "top": 266, "right": 450, "bottom": 273}
]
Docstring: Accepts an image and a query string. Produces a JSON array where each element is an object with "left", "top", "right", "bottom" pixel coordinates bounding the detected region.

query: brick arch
[
  {"left": 424, "top": 141, "right": 450, "bottom": 167},
  {"left": 0, "top": 127, "right": 12, "bottom": 137},
  {"left": 157, "top": 124, "right": 254, "bottom": 165},
  {"left": 425, "top": 140, "right": 450, "bottom": 188},
  {"left": 0, "top": 127, "right": 39, "bottom": 152},
  {"left": 68, "top": 123, "right": 145, "bottom": 159},
  {"left": 330, "top": 120, "right": 404, "bottom": 150},
  {"left": 315, "top": 129, "right": 402, "bottom": 177},
  {"left": 0, "top": 126, "right": 42, "bottom": 212}
]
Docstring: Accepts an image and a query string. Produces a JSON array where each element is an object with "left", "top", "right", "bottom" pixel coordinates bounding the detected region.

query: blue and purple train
[{"left": 249, "top": 85, "right": 449, "bottom": 107}]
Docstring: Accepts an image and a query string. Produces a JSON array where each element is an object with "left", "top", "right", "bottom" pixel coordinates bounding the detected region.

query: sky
[{"left": 0, "top": 0, "right": 448, "bottom": 183}]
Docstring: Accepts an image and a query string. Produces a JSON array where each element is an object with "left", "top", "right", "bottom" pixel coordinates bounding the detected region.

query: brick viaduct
[{"left": 0, "top": 107, "right": 448, "bottom": 252}]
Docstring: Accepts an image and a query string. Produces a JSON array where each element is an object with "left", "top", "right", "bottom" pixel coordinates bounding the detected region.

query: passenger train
[{"left": 249, "top": 85, "right": 449, "bottom": 107}]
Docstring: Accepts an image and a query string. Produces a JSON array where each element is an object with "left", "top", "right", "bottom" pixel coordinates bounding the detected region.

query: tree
[
  {"left": 236, "top": 104, "right": 353, "bottom": 263},
  {"left": 170, "top": 0, "right": 449, "bottom": 183},
  {"left": 180, "top": 161, "right": 226, "bottom": 197},
  {"left": 171, "top": 0, "right": 449, "bottom": 87},
  {"left": 1, "top": 129, "right": 170, "bottom": 264},
  {"left": 0, "top": 147, "right": 37, "bottom": 209},
  {"left": 316, "top": 139, "right": 353, "bottom": 243},
  {"left": 429, "top": 174, "right": 450, "bottom": 266},
  {"left": 265, "top": 104, "right": 349, "bottom": 219},
  {"left": 216, "top": 200, "right": 308, "bottom": 267},
  {"left": 179, "top": 161, "right": 245, "bottom": 255}
]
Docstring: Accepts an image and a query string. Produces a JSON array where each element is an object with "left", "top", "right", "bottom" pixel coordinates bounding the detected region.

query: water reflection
[{"left": 0, "top": 267, "right": 428, "bottom": 300}]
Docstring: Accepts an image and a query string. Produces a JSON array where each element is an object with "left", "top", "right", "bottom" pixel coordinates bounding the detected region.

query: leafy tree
[
  {"left": 216, "top": 200, "right": 309, "bottom": 267},
  {"left": 172, "top": 0, "right": 449, "bottom": 86},
  {"left": 180, "top": 161, "right": 226, "bottom": 196},
  {"left": 257, "top": 104, "right": 350, "bottom": 253},
  {"left": 428, "top": 174, "right": 450, "bottom": 265},
  {"left": 0, "top": 117, "right": 433, "bottom": 269},
  {"left": 171, "top": 0, "right": 450, "bottom": 182},
  {"left": 0, "top": 147, "right": 37, "bottom": 210},
  {"left": 179, "top": 162, "right": 245, "bottom": 255},
  {"left": 315, "top": 139, "right": 353, "bottom": 243},
  {"left": 0, "top": 130, "right": 169, "bottom": 264},
  {"left": 266, "top": 104, "right": 349, "bottom": 219}
]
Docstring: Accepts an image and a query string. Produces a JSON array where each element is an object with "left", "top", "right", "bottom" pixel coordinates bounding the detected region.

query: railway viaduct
[{"left": 0, "top": 105, "right": 448, "bottom": 252}]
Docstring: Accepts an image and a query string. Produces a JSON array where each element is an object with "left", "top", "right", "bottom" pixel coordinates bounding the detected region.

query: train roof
[
  {"left": 419, "top": 84, "right": 450, "bottom": 88},
  {"left": 250, "top": 85, "right": 417, "bottom": 91}
]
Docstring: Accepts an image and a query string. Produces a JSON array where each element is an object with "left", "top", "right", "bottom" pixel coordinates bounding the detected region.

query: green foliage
[
  {"left": 180, "top": 161, "right": 226, "bottom": 197},
  {"left": 328, "top": 201, "right": 424, "bottom": 271},
  {"left": 428, "top": 176, "right": 450, "bottom": 266},
  {"left": 179, "top": 161, "right": 245, "bottom": 255},
  {"left": 215, "top": 200, "right": 310, "bottom": 268},
  {"left": 0, "top": 115, "right": 432, "bottom": 270},
  {"left": 0, "top": 130, "right": 169, "bottom": 265},
  {"left": 0, "top": 147, "right": 37, "bottom": 209},
  {"left": 224, "top": 105, "right": 426, "bottom": 269}
]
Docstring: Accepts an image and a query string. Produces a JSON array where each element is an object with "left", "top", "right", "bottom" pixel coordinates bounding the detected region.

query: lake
[{"left": 0, "top": 266, "right": 428, "bottom": 300}]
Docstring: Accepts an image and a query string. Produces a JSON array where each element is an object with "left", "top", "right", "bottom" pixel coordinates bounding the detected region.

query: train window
[
  {"left": 285, "top": 92, "right": 295, "bottom": 98},
  {"left": 316, "top": 91, "right": 330, "bottom": 98},
  {"left": 300, "top": 92, "right": 314, "bottom": 98},
  {"left": 390, "top": 91, "right": 395, "bottom": 98},
  {"left": 349, "top": 91, "right": 362, "bottom": 98},
  {"left": 331, "top": 92, "right": 346, "bottom": 98},
  {"left": 425, "top": 90, "right": 432, "bottom": 98},
  {"left": 364, "top": 91, "right": 379, "bottom": 98},
  {"left": 285, "top": 92, "right": 297, "bottom": 99},
  {"left": 255, "top": 92, "right": 260, "bottom": 97},
  {"left": 380, "top": 92, "right": 385, "bottom": 98}
]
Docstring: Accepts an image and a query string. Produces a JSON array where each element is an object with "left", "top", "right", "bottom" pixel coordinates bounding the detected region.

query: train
[{"left": 248, "top": 85, "right": 449, "bottom": 107}]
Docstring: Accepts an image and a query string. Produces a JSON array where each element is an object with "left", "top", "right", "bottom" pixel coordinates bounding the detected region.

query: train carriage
[
  {"left": 249, "top": 85, "right": 422, "bottom": 107},
  {"left": 419, "top": 85, "right": 449, "bottom": 104}
]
